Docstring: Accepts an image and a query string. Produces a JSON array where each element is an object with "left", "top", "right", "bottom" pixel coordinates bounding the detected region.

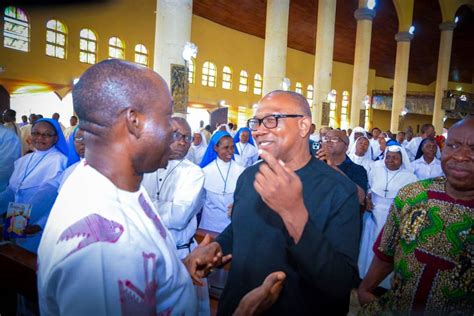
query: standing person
[
  {"left": 19, "top": 115, "right": 28, "bottom": 127},
  {"left": 405, "top": 123, "right": 437, "bottom": 161},
  {"left": 2, "top": 109, "right": 20, "bottom": 137},
  {"left": 396, "top": 131, "right": 407, "bottom": 147},
  {"left": 38, "top": 60, "right": 199, "bottom": 315},
  {"left": 370, "top": 127, "right": 382, "bottom": 160},
  {"left": 358, "top": 117, "right": 474, "bottom": 315},
  {"left": 233, "top": 127, "right": 259, "bottom": 168},
  {"left": 412, "top": 137, "right": 444, "bottom": 180},
  {"left": 348, "top": 136, "right": 374, "bottom": 175},
  {"left": 37, "top": 60, "right": 283, "bottom": 315},
  {"left": 317, "top": 129, "right": 368, "bottom": 205},
  {"left": 52, "top": 112, "right": 66, "bottom": 133},
  {"left": 214, "top": 91, "right": 360, "bottom": 315},
  {"left": 142, "top": 117, "right": 209, "bottom": 315},
  {"left": 0, "top": 118, "right": 68, "bottom": 252},
  {"left": 358, "top": 145, "right": 417, "bottom": 289},
  {"left": 0, "top": 125, "right": 21, "bottom": 191},
  {"left": 142, "top": 117, "right": 204, "bottom": 258},
  {"left": 199, "top": 131, "right": 244, "bottom": 233},
  {"left": 201, "top": 124, "right": 212, "bottom": 143},
  {"left": 63, "top": 115, "right": 79, "bottom": 139},
  {"left": 187, "top": 129, "right": 208, "bottom": 165},
  {"left": 19, "top": 113, "right": 38, "bottom": 155}
]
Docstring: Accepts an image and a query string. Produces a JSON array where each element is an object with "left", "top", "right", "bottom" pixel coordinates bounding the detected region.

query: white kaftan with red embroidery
[{"left": 37, "top": 161, "right": 197, "bottom": 315}]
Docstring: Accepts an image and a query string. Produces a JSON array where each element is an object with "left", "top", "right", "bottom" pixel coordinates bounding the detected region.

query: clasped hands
[{"left": 183, "top": 234, "right": 231, "bottom": 286}]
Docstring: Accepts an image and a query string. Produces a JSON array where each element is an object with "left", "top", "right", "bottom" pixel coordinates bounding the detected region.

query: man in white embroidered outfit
[
  {"left": 38, "top": 59, "right": 285, "bottom": 316},
  {"left": 142, "top": 116, "right": 210, "bottom": 315}
]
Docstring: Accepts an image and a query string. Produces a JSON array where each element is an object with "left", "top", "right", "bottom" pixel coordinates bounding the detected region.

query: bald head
[
  {"left": 262, "top": 90, "right": 312, "bottom": 117},
  {"left": 73, "top": 59, "right": 169, "bottom": 135}
]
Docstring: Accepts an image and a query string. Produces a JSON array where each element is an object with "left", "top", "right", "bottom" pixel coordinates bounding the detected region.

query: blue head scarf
[
  {"left": 34, "top": 118, "right": 68, "bottom": 156},
  {"left": 386, "top": 139, "right": 400, "bottom": 147},
  {"left": 66, "top": 127, "right": 81, "bottom": 167},
  {"left": 200, "top": 131, "right": 236, "bottom": 168},
  {"left": 233, "top": 127, "right": 255, "bottom": 147}
]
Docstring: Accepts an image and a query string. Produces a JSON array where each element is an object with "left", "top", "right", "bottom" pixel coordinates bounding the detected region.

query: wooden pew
[{"left": 0, "top": 242, "right": 38, "bottom": 314}]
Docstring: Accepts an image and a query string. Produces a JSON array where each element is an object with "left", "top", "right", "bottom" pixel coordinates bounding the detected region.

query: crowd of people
[{"left": 0, "top": 59, "right": 472, "bottom": 315}]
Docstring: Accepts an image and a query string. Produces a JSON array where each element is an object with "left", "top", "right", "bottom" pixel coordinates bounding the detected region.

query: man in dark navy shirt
[
  {"left": 317, "top": 129, "right": 368, "bottom": 205},
  {"left": 214, "top": 91, "right": 360, "bottom": 316}
]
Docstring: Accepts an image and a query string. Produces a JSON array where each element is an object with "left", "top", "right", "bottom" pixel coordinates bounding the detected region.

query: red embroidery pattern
[
  {"left": 57, "top": 213, "right": 124, "bottom": 259},
  {"left": 118, "top": 252, "right": 172, "bottom": 316},
  {"left": 139, "top": 193, "right": 167, "bottom": 239}
]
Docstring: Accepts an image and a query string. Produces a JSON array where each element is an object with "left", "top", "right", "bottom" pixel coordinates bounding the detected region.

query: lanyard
[
  {"left": 17, "top": 151, "right": 50, "bottom": 192},
  {"left": 215, "top": 159, "right": 232, "bottom": 194}
]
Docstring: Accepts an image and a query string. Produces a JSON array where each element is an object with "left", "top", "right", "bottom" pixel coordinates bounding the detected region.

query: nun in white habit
[
  {"left": 0, "top": 118, "right": 68, "bottom": 253},
  {"left": 348, "top": 136, "right": 374, "bottom": 174},
  {"left": 358, "top": 144, "right": 417, "bottom": 289},
  {"left": 347, "top": 126, "right": 367, "bottom": 154},
  {"left": 186, "top": 129, "right": 208, "bottom": 166},
  {"left": 233, "top": 127, "right": 259, "bottom": 168},
  {"left": 199, "top": 131, "right": 244, "bottom": 233}
]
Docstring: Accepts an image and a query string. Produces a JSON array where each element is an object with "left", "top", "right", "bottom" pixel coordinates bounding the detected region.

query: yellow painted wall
[
  {"left": 1, "top": 3, "right": 470, "bottom": 129},
  {"left": 0, "top": 1, "right": 155, "bottom": 88}
]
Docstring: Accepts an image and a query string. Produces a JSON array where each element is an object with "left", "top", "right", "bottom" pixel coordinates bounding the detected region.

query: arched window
[
  {"left": 188, "top": 59, "right": 195, "bottom": 84},
  {"left": 253, "top": 74, "right": 262, "bottom": 95},
  {"left": 109, "top": 36, "right": 125, "bottom": 59},
  {"left": 79, "top": 28, "right": 97, "bottom": 64},
  {"left": 306, "top": 84, "right": 314, "bottom": 105},
  {"left": 295, "top": 82, "right": 303, "bottom": 94},
  {"left": 328, "top": 89, "right": 337, "bottom": 128},
  {"left": 46, "top": 19, "right": 67, "bottom": 59},
  {"left": 134, "top": 44, "right": 148, "bottom": 66},
  {"left": 222, "top": 66, "right": 232, "bottom": 90},
  {"left": 202, "top": 61, "right": 216, "bottom": 87},
  {"left": 3, "top": 6, "right": 29, "bottom": 51},
  {"left": 239, "top": 70, "right": 248, "bottom": 92},
  {"left": 340, "top": 91, "right": 350, "bottom": 130}
]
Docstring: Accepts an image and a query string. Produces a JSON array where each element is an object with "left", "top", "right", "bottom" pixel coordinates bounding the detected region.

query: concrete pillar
[
  {"left": 390, "top": 31, "right": 413, "bottom": 133},
  {"left": 312, "top": 0, "right": 337, "bottom": 127},
  {"left": 153, "top": 0, "right": 192, "bottom": 87},
  {"left": 350, "top": 5, "right": 376, "bottom": 128},
  {"left": 262, "top": 0, "right": 290, "bottom": 96},
  {"left": 432, "top": 21, "right": 456, "bottom": 133}
]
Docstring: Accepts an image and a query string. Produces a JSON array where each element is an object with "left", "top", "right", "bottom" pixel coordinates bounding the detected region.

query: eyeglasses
[
  {"left": 247, "top": 114, "right": 304, "bottom": 131},
  {"left": 322, "top": 136, "right": 348, "bottom": 145},
  {"left": 74, "top": 137, "right": 85, "bottom": 144},
  {"left": 31, "top": 132, "right": 56, "bottom": 138},
  {"left": 172, "top": 131, "right": 193, "bottom": 143}
]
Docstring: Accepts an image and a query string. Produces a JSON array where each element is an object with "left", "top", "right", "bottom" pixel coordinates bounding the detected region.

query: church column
[
  {"left": 432, "top": 21, "right": 456, "bottom": 133},
  {"left": 262, "top": 0, "right": 290, "bottom": 96},
  {"left": 390, "top": 32, "right": 413, "bottom": 132},
  {"left": 350, "top": 2, "right": 376, "bottom": 128},
  {"left": 312, "top": 0, "right": 337, "bottom": 128},
  {"left": 154, "top": 0, "right": 192, "bottom": 114}
]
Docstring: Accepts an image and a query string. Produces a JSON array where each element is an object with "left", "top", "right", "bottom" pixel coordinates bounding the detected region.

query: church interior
[{"left": 0, "top": 0, "right": 473, "bottom": 315}]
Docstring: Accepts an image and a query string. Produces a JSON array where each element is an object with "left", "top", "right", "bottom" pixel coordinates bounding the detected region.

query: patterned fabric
[{"left": 361, "top": 177, "right": 474, "bottom": 315}]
